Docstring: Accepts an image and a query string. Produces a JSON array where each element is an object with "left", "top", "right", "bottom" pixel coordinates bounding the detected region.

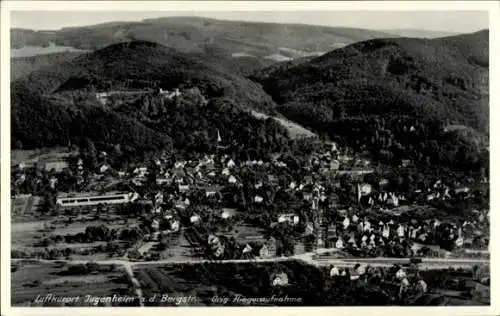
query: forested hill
[
  {"left": 252, "top": 30, "right": 489, "bottom": 173},
  {"left": 12, "top": 40, "right": 276, "bottom": 111},
  {"left": 253, "top": 30, "right": 488, "bottom": 133},
  {"left": 12, "top": 17, "right": 395, "bottom": 56},
  {"left": 11, "top": 83, "right": 174, "bottom": 156},
  {"left": 11, "top": 41, "right": 300, "bottom": 161},
  {"left": 11, "top": 17, "right": 398, "bottom": 80}
]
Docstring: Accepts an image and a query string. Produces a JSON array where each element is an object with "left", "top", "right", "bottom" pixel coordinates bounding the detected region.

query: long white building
[{"left": 56, "top": 192, "right": 138, "bottom": 207}]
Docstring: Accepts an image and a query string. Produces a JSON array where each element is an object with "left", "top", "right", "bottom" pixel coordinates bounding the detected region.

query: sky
[{"left": 10, "top": 11, "right": 489, "bottom": 33}]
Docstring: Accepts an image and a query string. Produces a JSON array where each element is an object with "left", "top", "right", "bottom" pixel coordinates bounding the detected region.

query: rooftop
[{"left": 57, "top": 191, "right": 129, "bottom": 198}]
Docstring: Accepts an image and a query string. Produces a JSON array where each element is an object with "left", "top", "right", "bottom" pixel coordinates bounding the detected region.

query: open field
[
  {"left": 11, "top": 219, "right": 123, "bottom": 247},
  {"left": 11, "top": 212, "right": 141, "bottom": 261},
  {"left": 11, "top": 147, "right": 77, "bottom": 166},
  {"left": 11, "top": 220, "right": 53, "bottom": 248},
  {"left": 42, "top": 274, "right": 109, "bottom": 285},
  {"left": 11, "top": 45, "right": 89, "bottom": 58},
  {"left": 11, "top": 262, "right": 136, "bottom": 306},
  {"left": 49, "top": 221, "right": 124, "bottom": 235},
  {"left": 69, "top": 253, "right": 113, "bottom": 261},
  {"left": 158, "top": 231, "right": 199, "bottom": 261},
  {"left": 227, "top": 224, "right": 266, "bottom": 242},
  {"left": 12, "top": 195, "right": 41, "bottom": 215}
]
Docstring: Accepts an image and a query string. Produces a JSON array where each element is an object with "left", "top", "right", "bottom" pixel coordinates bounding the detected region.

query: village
[
  {"left": 11, "top": 135, "right": 490, "bottom": 305},
  {"left": 10, "top": 98, "right": 490, "bottom": 305},
  {"left": 11, "top": 128, "right": 490, "bottom": 261}
]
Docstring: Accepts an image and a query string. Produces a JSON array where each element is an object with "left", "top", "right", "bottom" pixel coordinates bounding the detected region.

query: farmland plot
[
  {"left": 134, "top": 261, "right": 323, "bottom": 306},
  {"left": 11, "top": 262, "right": 137, "bottom": 307},
  {"left": 11, "top": 220, "right": 53, "bottom": 248}
]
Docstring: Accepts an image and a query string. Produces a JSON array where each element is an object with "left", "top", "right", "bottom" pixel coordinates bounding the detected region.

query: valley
[{"left": 8, "top": 15, "right": 490, "bottom": 307}]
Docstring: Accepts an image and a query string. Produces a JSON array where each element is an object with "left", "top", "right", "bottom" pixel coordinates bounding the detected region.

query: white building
[
  {"left": 278, "top": 213, "right": 299, "bottom": 225},
  {"left": 221, "top": 208, "right": 236, "bottom": 219},
  {"left": 335, "top": 238, "right": 344, "bottom": 249},
  {"left": 190, "top": 214, "right": 201, "bottom": 224},
  {"left": 56, "top": 192, "right": 137, "bottom": 207},
  {"left": 271, "top": 272, "right": 289, "bottom": 286},
  {"left": 133, "top": 167, "right": 148, "bottom": 177},
  {"left": 330, "top": 266, "right": 340, "bottom": 277},
  {"left": 227, "top": 159, "right": 236, "bottom": 168},
  {"left": 228, "top": 175, "right": 237, "bottom": 184}
]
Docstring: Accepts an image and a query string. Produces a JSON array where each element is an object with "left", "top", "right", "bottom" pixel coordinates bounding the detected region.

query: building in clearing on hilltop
[
  {"left": 96, "top": 92, "right": 110, "bottom": 105},
  {"left": 159, "top": 88, "right": 181, "bottom": 100}
]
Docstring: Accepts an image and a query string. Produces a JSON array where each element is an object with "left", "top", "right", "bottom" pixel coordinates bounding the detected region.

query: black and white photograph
[{"left": 1, "top": 1, "right": 497, "bottom": 312}]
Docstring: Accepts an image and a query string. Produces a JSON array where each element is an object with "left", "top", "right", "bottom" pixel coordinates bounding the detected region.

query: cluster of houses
[
  {"left": 115, "top": 140, "right": 487, "bottom": 260},
  {"left": 12, "top": 132, "right": 489, "bottom": 264},
  {"left": 325, "top": 209, "right": 489, "bottom": 257},
  {"left": 328, "top": 262, "right": 429, "bottom": 300},
  {"left": 355, "top": 177, "right": 473, "bottom": 210},
  {"left": 420, "top": 180, "right": 472, "bottom": 202},
  {"left": 12, "top": 161, "right": 64, "bottom": 194},
  {"left": 118, "top": 144, "right": 351, "bottom": 257}
]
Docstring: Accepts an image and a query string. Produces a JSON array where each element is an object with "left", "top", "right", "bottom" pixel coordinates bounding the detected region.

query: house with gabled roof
[
  {"left": 221, "top": 208, "right": 237, "bottom": 219},
  {"left": 201, "top": 185, "right": 224, "bottom": 198},
  {"left": 178, "top": 184, "right": 190, "bottom": 193},
  {"left": 278, "top": 213, "right": 299, "bottom": 225}
]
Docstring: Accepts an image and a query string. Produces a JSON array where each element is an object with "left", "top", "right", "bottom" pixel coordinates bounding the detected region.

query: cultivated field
[
  {"left": 11, "top": 219, "right": 124, "bottom": 248},
  {"left": 133, "top": 260, "right": 323, "bottom": 306},
  {"left": 12, "top": 195, "right": 41, "bottom": 216},
  {"left": 11, "top": 220, "right": 53, "bottom": 248},
  {"left": 11, "top": 262, "right": 136, "bottom": 306},
  {"left": 227, "top": 224, "right": 266, "bottom": 242},
  {"left": 157, "top": 231, "right": 200, "bottom": 261},
  {"left": 11, "top": 209, "right": 141, "bottom": 261}
]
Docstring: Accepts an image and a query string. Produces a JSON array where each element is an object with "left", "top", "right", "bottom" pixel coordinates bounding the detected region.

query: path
[
  {"left": 13, "top": 248, "right": 489, "bottom": 269},
  {"left": 122, "top": 261, "right": 144, "bottom": 307}
]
